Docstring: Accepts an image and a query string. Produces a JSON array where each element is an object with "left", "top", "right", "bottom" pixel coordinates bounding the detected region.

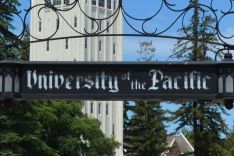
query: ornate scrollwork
[{"left": 2, "top": 0, "right": 234, "bottom": 59}]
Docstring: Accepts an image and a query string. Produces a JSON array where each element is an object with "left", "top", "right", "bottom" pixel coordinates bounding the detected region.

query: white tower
[{"left": 30, "top": 0, "right": 123, "bottom": 155}]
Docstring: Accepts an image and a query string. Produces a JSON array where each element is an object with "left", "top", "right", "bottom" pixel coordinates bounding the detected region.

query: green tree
[
  {"left": 0, "top": 100, "right": 59, "bottom": 156},
  {"left": 35, "top": 100, "right": 120, "bottom": 156},
  {"left": 0, "top": 0, "right": 22, "bottom": 57},
  {"left": 137, "top": 41, "right": 156, "bottom": 61},
  {"left": 19, "top": 24, "right": 30, "bottom": 60},
  {"left": 170, "top": 3, "right": 218, "bottom": 60},
  {"left": 0, "top": 100, "right": 120, "bottom": 156},
  {"left": 0, "top": 1, "right": 120, "bottom": 155},
  {"left": 0, "top": 1, "right": 47, "bottom": 155},
  {"left": 124, "top": 41, "right": 167, "bottom": 156},
  {"left": 171, "top": 0, "right": 228, "bottom": 156},
  {"left": 0, "top": 1, "right": 55, "bottom": 154},
  {"left": 0, "top": 0, "right": 19, "bottom": 29},
  {"left": 124, "top": 101, "right": 167, "bottom": 156},
  {"left": 222, "top": 126, "right": 234, "bottom": 156}
]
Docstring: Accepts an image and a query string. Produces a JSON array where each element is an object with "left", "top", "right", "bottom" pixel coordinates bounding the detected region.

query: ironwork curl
[{"left": 2, "top": 0, "right": 234, "bottom": 58}]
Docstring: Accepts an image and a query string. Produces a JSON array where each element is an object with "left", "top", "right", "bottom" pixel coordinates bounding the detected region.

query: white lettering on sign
[
  {"left": 148, "top": 70, "right": 211, "bottom": 90},
  {"left": 26, "top": 70, "right": 119, "bottom": 93},
  {"left": 26, "top": 69, "right": 212, "bottom": 93},
  {"left": 148, "top": 69, "right": 164, "bottom": 90}
]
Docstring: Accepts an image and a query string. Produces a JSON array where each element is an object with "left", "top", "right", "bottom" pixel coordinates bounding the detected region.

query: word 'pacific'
[{"left": 148, "top": 70, "right": 211, "bottom": 90}]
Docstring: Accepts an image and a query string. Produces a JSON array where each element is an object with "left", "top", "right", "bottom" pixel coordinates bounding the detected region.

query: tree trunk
[
  {"left": 192, "top": 0, "right": 201, "bottom": 156},
  {"left": 193, "top": 102, "right": 199, "bottom": 156}
]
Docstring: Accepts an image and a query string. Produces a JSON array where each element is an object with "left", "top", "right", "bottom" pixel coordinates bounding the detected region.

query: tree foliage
[
  {"left": 170, "top": 0, "right": 229, "bottom": 155},
  {"left": 19, "top": 24, "right": 30, "bottom": 60},
  {"left": 172, "top": 103, "right": 228, "bottom": 155},
  {"left": 36, "top": 100, "right": 120, "bottom": 156},
  {"left": 182, "top": 127, "right": 234, "bottom": 156},
  {"left": 0, "top": 0, "right": 19, "bottom": 29},
  {"left": 124, "top": 41, "right": 167, "bottom": 156},
  {"left": 222, "top": 127, "right": 234, "bottom": 156},
  {"left": 0, "top": 0, "right": 23, "bottom": 58},
  {"left": 137, "top": 41, "right": 156, "bottom": 61},
  {"left": 0, "top": 100, "right": 120, "bottom": 156},
  {"left": 0, "top": 100, "right": 59, "bottom": 156},
  {"left": 124, "top": 101, "right": 167, "bottom": 156},
  {"left": 170, "top": 5, "right": 218, "bottom": 60}
]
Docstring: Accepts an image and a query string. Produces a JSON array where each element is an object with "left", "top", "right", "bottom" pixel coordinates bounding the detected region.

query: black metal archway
[
  {"left": 1, "top": 0, "right": 234, "bottom": 109},
  {"left": 2, "top": 0, "right": 234, "bottom": 54}
]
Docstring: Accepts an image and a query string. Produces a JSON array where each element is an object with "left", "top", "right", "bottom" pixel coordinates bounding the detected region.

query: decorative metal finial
[
  {"left": 224, "top": 99, "right": 234, "bottom": 110},
  {"left": 223, "top": 50, "right": 233, "bottom": 61}
]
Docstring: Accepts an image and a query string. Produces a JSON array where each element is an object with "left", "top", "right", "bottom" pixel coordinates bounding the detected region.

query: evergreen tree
[
  {"left": 182, "top": 127, "right": 234, "bottom": 156},
  {"left": 0, "top": 0, "right": 22, "bottom": 56},
  {"left": 19, "top": 24, "right": 30, "bottom": 60},
  {"left": 171, "top": 1, "right": 228, "bottom": 156},
  {"left": 124, "top": 101, "right": 167, "bottom": 156},
  {"left": 124, "top": 41, "right": 167, "bottom": 156},
  {"left": 137, "top": 41, "right": 156, "bottom": 61},
  {"left": 123, "top": 101, "right": 134, "bottom": 155},
  {"left": 0, "top": 0, "right": 19, "bottom": 29},
  {"left": 222, "top": 126, "right": 234, "bottom": 156},
  {"left": 0, "top": 1, "right": 54, "bottom": 154},
  {"left": 0, "top": 100, "right": 59, "bottom": 156}
]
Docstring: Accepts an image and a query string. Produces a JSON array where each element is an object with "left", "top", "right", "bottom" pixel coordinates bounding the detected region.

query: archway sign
[
  {"left": 0, "top": 60, "right": 234, "bottom": 103},
  {"left": 1, "top": 0, "right": 234, "bottom": 110}
]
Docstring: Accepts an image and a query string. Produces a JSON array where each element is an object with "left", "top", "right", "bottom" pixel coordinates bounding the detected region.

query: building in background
[
  {"left": 30, "top": 0, "right": 123, "bottom": 155},
  {"left": 162, "top": 133, "right": 194, "bottom": 156}
]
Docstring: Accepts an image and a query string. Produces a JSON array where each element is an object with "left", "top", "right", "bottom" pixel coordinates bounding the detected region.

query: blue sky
[
  {"left": 122, "top": 0, "right": 234, "bottom": 133},
  {"left": 16, "top": 0, "right": 234, "bottom": 133}
]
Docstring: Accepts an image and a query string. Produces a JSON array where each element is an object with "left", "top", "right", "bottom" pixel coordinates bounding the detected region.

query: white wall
[{"left": 30, "top": 0, "right": 123, "bottom": 155}]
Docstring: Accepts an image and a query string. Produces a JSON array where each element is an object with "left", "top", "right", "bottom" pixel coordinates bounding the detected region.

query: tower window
[
  {"left": 91, "top": 102, "right": 93, "bottom": 114},
  {"left": 92, "top": 0, "right": 96, "bottom": 5},
  {"left": 74, "top": 16, "right": 77, "bottom": 27},
  {"left": 99, "top": 40, "right": 102, "bottom": 51},
  {"left": 56, "top": 18, "right": 59, "bottom": 29},
  {"left": 107, "top": 0, "right": 111, "bottom": 9},
  {"left": 53, "top": 0, "right": 61, "bottom": 5},
  {"left": 99, "top": 21, "right": 102, "bottom": 31},
  {"left": 98, "top": 103, "right": 101, "bottom": 114},
  {"left": 65, "top": 38, "right": 68, "bottom": 49},
  {"left": 107, "top": 22, "right": 110, "bottom": 33},
  {"left": 106, "top": 104, "right": 109, "bottom": 115},
  {"left": 114, "top": 0, "right": 116, "bottom": 10},
  {"left": 46, "top": 41, "right": 49, "bottom": 51},
  {"left": 92, "top": 21, "right": 94, "bottom": 29},
  {"left": 39, "top": 21, "right": 42, "bottom": 32},
  {"left": 85, "top": 38, "right": 87, "bottom": 49},
  {"left": 99, "top": 0, "right": 105, "bottom": 7},
  {"left": 64, "top": 0, "right": 70, "bottom": 5},
  {"left": 112, "top": 124, "right": 115, "bottom": 135},
  {"left": 113, "top": 43, "right": 116, "bottom": 55}
]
